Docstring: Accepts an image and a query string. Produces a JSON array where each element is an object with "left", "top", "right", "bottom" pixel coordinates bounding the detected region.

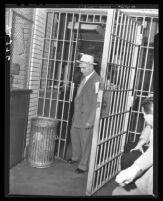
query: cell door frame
[{"left": 86, "top": 9, "right": 141, "bottom": 196}]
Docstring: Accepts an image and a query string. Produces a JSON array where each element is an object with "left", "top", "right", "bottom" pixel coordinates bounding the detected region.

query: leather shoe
[
  {"left": 75, "top": 168, "right": 86, "bottom": 174},
  {"left": 67, "top": 159, "right": 77, "bottom": 164}
]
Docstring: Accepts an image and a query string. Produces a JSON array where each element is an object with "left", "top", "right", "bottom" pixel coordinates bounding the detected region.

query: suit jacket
[{"left": 72, "top": 71, "right": 100, "bottom": 128}]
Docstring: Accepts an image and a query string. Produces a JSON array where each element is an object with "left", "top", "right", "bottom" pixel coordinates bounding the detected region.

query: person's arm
[
  {"left": 116, "top": 143, "right": 153, "bottom": 186},
  {"left": 130, "top": 125, "right": 151, "bottom": 153},
  {"left": 86, "top": 83, "right": 98, "bottom": 128}
]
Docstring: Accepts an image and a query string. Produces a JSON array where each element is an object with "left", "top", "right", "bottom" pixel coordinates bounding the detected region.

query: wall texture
[{"left": 25, "top": 8, "right": 47, "bottom": 155}]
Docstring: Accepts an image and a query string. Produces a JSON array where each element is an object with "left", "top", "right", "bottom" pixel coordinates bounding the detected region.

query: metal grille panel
[
  {"left": 38, "top": 10, "right": 107, "bottom": 158},
  {"left": 126, "top": 16, "right": 158, "bottom": 143},
  {"left": 86, "top": 9, "right": 140, "bottom": 195}
]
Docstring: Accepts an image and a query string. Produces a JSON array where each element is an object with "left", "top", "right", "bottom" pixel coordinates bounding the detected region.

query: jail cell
[
  {"left": 86, "top": 10, "right": 141, "bottom": 195},
  {"left": 37, "top": 10, "right": 107, "bottom": 158},
  {"left": 126, "top": 15, "right": 158, "bottom": 144}
]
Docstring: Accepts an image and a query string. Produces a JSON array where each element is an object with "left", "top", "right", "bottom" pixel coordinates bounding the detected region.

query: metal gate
[
  {"left": 86, "top": 9, "right": 141, "bottom": 195},
  {"left": 37, "top": 9, "right": 107, "bottom": 159}
]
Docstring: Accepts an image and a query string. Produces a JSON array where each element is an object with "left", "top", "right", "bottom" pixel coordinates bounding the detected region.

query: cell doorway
[{"left": 37, "top": 9, "right": 106, "bottom": 159}]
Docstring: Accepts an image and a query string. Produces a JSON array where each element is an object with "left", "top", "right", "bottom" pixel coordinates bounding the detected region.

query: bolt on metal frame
[{"left": 86, "top": 9, "right": 141, "bottom": 196}]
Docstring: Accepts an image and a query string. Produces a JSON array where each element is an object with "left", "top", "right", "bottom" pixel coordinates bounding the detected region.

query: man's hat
[{"left": 76, "top": 53, "right": 97, "bottom": 65}]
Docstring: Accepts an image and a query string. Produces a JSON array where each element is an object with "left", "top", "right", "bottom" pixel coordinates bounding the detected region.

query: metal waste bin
[{"left": 27, "top": 117, "right": 58, "bottom": 168}]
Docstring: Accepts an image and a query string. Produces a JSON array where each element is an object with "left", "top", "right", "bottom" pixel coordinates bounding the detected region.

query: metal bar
[
  {"left": 101, "top": 118, "right": 107, "bottom": 142},
  {"left": 114, "top": 12, "right": 124, "bottom": 114},
  {"left": 53, "top": 12, "right": 61, "bottom": 119},
  {"left": 99, "top": 166, "right": 104, "bottom": 187},
  {"left": 98, "top": 142, "right": 103, "bottom": 167},
  {"left": 42, "top": 13, "right": 54, "bottom": 116},
  {"left": 103, "top": 143, "right": 109, "bottom": 180},
  {"left": 148, "top": 61, "right": 154, "bottom": 94},
  {"left": 57, "top": 13, "right": 70, "bottom": 157},
  {"left": 93, "top": 14, "right": 95, "bottom": 22},
  {"left": 48, "top": 12, "right": 55, "bottom": 116},
  {"left": 98, "top": 119, "right": 102, "bottom": 142},
  {"left": 114, "top": 14, "right": 127, "bottom": 135},
  {"left": 86, "top": 9, "right": 115, "bottom": 196},
  {"left": 58, "top": 13, "right": 68, "bottom": 157}
]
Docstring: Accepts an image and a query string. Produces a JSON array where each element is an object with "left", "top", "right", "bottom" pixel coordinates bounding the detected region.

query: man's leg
[
  {"left": 70, "top": 126, "right": 81, "bottom": 161},
  {"left": 77, "top": 128, "right": 93, "bottom": 171}
]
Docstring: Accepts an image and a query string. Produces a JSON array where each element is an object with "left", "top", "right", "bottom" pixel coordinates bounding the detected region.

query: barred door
[
  {"left": 37, "top": 9, "right": 107, "bottom": 159},
  {"left": 86, "top": 9, "right": 141, "bottom": 196}
]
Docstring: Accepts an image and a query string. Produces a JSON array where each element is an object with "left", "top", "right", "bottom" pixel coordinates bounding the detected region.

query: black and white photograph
[{"left": 5, "top": 4, "right": 158, "bottom": 197}]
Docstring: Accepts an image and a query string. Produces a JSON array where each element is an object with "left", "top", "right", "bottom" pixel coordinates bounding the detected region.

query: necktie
[{"left": 77, "top": 77, "right": 86, "bottom": 97}]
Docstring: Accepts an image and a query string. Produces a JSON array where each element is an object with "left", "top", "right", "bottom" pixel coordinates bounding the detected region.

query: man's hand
[
  {"left": 130, "top": 145, "right": 144, "bottom": 154},
  {"left": 85, "top": 123, "right": 93, "bottom": 129},
  {"left": 115, "top": 165, "right": 141, "bottom": 186}
]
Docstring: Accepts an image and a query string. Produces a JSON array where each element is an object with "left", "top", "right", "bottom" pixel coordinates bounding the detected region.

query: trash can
[{"left": 27, "top": 117, "right": 58, "bottom": 168}]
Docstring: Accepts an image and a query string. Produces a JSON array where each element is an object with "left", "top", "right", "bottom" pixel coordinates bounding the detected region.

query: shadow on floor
[{"left": 9, "top": 158, "right": 118, "bottom": 197}]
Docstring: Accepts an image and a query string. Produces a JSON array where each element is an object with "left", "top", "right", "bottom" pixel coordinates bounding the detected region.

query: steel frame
[{"left": 86, "top": 9, "right": 140, "bottom": 196}]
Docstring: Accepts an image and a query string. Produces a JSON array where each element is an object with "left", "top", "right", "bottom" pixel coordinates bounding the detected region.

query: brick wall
[{"left": 25, "top": 8, "right": 47, "bottom": 155}]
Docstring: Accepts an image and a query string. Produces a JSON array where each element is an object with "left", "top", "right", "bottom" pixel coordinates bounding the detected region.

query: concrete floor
[
  {"left": 9, "top": 141, "right": 118, "bottom": 197},
  {"left": 9, "top": 158, "right": 118, "bottom": 197}
]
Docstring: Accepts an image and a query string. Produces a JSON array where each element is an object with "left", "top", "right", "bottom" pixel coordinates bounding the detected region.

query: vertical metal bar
[
  {"left": 86, "top": 10, "right": 115, "bottom": 196},
  {"left": 109, "top": 116, "right": 114, "bottom": 138},
  {"left": 114, "top": 12, "right": 123, "bottom": 114},
  {"left": 93, "top": 14, "right": 95, "bottom": 22},
  {"left": 148, "top": 62, "right": 154, "bottom": 94},
  {"left": 95, "top": 169, "right": 100, "bottom": 190},
  {"left": 57, "top": 12, "right": 68, "bottom": 157},
  {"left": 86, "top": 14, "right": 88, "bottom": 21},
  {"left": 99, "top": 166, "right": 104, "bottom": 186},
  {"left": 106, "top": 161, "right": 111, "bottom": 179},
  {"left": 115, "top": 14, "right": 127, "bottom": 136},
  {"left": 98, "top": 142, "right": 103, "bottom": 167},
  {"left": 49, "top": 12, "right": 56, "bottom": 116},
  {"left": 98, "top": 119, "right": 102, "bottom": 142},
  {"left": 103, "top": 141, "right": 107, "bottom": 164},
  {"left": 52, "top": 12, "right": 61, "bottom": 119},
  {"left": 111, "top": 114, "right": 117, "bottom": 138},
  {"left": 42, "top": 12, "right": 54, "bottom": 116},
  {"left": 105, "top": 116, "right": 111, "bottom": 139},
  {"left": 100, "top": 118, "right": 106, "bottom": 143}
]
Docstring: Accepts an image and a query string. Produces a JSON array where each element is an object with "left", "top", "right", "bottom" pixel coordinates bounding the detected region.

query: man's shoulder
[{"left": 92, "top": 71, "right": 100, "bottom": 80}]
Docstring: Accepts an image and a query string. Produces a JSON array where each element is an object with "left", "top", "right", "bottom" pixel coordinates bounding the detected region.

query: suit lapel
[{"left": 76, "top": 72, "right": 95, "bottom": 99}]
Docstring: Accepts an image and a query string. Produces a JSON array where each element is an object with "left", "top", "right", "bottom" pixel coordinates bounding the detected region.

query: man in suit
[
  {"left": 67, "top": 53, "right": 100, "bottom": 174},
  {"left": 112, "top": 96, "right": 153, "bottom": 195}
]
